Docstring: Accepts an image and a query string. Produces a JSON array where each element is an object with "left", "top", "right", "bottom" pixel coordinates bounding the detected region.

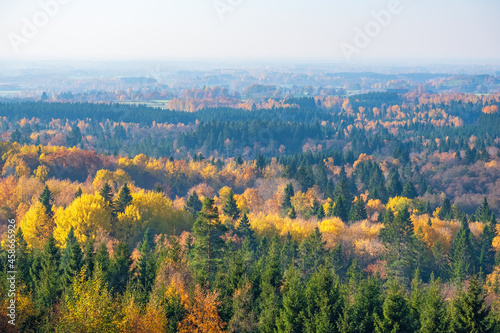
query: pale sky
[{"left": 0, "top": 0, "right": 499, "bottom": 64}]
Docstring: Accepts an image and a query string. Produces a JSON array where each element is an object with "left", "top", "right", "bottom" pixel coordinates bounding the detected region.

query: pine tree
[
  {"left": 288, "top": 206, "right": 297, "bottom": 219},
  {"left": 83, "top": 238, "right": 95, "bottom": 279},
  {"left": 223, "top": 188, "right": 240, "bottom": 220},
  {"left": 298, "top": 227, "right": 326, "bottom": 276},
  {"left": 277, "top": 265, "right": 306, "bottom": 333},
  {"left": 115, "top": 183, "right": 133, "bottom": 214},
  {"left": 192, "top": 198, "right": 227, "bottom": 284},
  {"left": 478, "top": 216, "right": 497, "bottom": 275},
  {"left": 186, "top": 191, "right": 203, "bottom": 215},
  {"left": 259, "top": 235, "right": 282, "bottom": 333},
  {"left": 352, "top": 196, "right": 367, "bottom": 221},
  {"left": 237, "top": 213, "right": 255, "bottom": 246}
]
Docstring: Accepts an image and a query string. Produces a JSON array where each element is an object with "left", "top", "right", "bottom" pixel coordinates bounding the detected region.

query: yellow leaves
[
  {"left": 236, "top": 188, "right": 263, "bottom": 214},
  {"left": 248, "top": 212, "right": 315, "bottom": 242},
  {"left": 58, "top": 268, "right": 118, "bottom": 332},
  {"left": 19, "top": 202, "right": 53, "bottom": 249},
  {"left": 290, "top": 191, "right": 310, "bottom": 216},
  {"left": 386, "top": 196, "right": 412, "bottom": 213},
  {"left": 366, "top": 199, "right": 385, "bottom": 216},
  {"left": 318, "top": 218, "right": 345, "bottom": 240},
  {"left": 353, "top": 153, "right": 373, "bottom": 170},
  {"left": 114, "top": 205, "right": 142, "bottom": 246},
  {"left": 178, "top": 286, "right": 226, "bottom": 333},
  {"left": 54, "top": 194, "right": 112, "bottom": 247},
  {"left": 35, "top": 165, "right": 49, "bottom": 182},
  {"left": 92, "top": 168, "right": 132, "bottom": 192},
  {"left": 412, "top": 214, "right": 460, "bottom": 253},
  {"left": 486, "top": 160, "right": 499, "bottom": 168},
  {"left": 483, "top": 105, "right": 499, "bottom": 114},
  {"left": 492, "top": 225, "right": 500, "bottom": 251}
]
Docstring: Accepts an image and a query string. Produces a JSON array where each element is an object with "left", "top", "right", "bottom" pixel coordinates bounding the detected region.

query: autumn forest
[{"left": 1, "top": 90, "right": 500, "bottom": 332}]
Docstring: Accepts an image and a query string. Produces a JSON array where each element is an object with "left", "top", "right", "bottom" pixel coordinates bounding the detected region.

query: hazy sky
[{"left": 1, "top": 0, "right": 499, "bottom": 63}]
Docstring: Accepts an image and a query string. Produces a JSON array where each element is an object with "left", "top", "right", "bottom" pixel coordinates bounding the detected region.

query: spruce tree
[
  {"left": 476, "top": 197, "right": 494, "bottom": 222},
  {"left": 61, "top": 228, "right": 83, "bottom": 285},
  {"left": 352, "top": 196, "right": 367, "bottom": 221},
  {"left": 186, "top": 190, "right": 203, "bottom": 215},
  {"left": 374, "top": 281, "right": 412, "bottom": 333},
  {"left": 99, "top": 183, "right": 113, "bottom": 205},
  {"left": 387, "top": 169, "right": 403, "bottom": 197},
  {"left": 135, "top": 229, "right": 157, "bottom": 295},
  {"left": 237, "top": 213, "right": 255, "bottom": 246},
  {"left": 38, "top": 185, "right": 54, "bottom": 218},
  {"left": 109, "top": 242, "right": 131, "bottom": 294},
  {"left": 74, "top": 187, "right": 83, "bottom": 199},
  {"left": 450, "top": 216, "right": 475, "bottom": 283},
  {"left": 94, "top": 242, "right": 110, "bottom": 283},
  {"left": 223, "top": 188, "right": 240, "bottom": 220},
  {"left": 277, "top": 265, "right": 306, "bottom": 333},
  {"left": 282, "top": 183, "right": 295, "bottom": 211},
  {"left": 115, "top": 183, "right": 133, "bottom": 214},
  {"left": 420, "top": 275, "right": 447, "bottom": 333},
  {"left": 332, "top": 195, "right": 348, "bottom": 223},
  {"left": 34, "top": 236, "right": 61, "bottom": 310},
  {"left": 192, "top": 198, "right": 226, "bottom": 283},
  {"left": 402, "top": 180, "right": 418, "bottom": 199},
  {"left": 438, "top": 197, "right": 452, "bottom": 220}
]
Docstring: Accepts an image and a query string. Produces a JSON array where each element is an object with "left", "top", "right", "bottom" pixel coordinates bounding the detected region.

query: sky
[{"left": 0, "top": 0, "right": 499, "bottom": 64}]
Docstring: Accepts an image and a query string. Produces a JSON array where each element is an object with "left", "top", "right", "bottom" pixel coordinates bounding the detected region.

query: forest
[{"left": 0, "top": 91, "right": 500, "bottom": 332}]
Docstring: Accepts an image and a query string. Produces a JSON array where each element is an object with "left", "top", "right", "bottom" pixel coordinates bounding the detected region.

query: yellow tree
[
  {"left": 19, "top": 202, "right": 53, "bottom": 249},
  {"left": 178, "top": 285, "right": 226, "bottom": 333},
  {"left": 54, "top": 194, "right": 112, "bottom": 247}
]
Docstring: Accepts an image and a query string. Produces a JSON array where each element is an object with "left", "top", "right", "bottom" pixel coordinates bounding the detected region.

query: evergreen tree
[
  {"left": 288, "top": 206, "right": 297, "bottom": 219},
  {"left": 387, "top": 169, "right": 403, "bottom": 197},
  {"left": 298, "top": 227, "right": 326, "bottom": 276},
  {"left": 352, "top": 196, "right": 367, "bottom": 221},
  {"left": 94, "top": 242, "right": 111, "bottom": 283},
  {"left": 99, "top": 183, "right": 113, "bottom": 205},
  {"left": 135, "top": 229, "right": 157, "bottom": 297},
  {"left": 332, "top": 195, "right": 348, "bottom": 223},
  {"left": 74, "top": 187, "right": 83, "bottom": 199},
  {"left": 109, "top": 242, "right": 131, "bottom": 294},
  {"left": 259, "top": 235, "right": 282, "bottom": 333},
  {"left": 83, "top": 238, "right": 95, "bottom": 279},
  {"left": 450, "top": 216, "right": 475, "bottom": 283},
  {"left": 38, "top": 185, "right": 54, "bottom": 218},
  {"left": 34, "top": 236, "right": 61, "bottom": 310},
  {"left": 402, "top": 180, "right": 418, "bottom": 199},
  {"left": 374, "top": 281, "right": 412, "bottom": 333},
  {"left": 420, "top": 275, "right": 447, "bottom": 333},
  {"left": 237, "top": 213, "right": 255, "bottom": 244},
  {"left": 277, "top": 265, "right": 306, "bottom": 333},
  {"left": 192, "top": 198, "right": 226, "bottom": 283},
  {"left": 61, "top": 228, "right": 83, "bottom": 285},
  {"left": 223, "top": 188, "right": 241, "bottom": 220},
  {"left": 282, "top": 183, "right": 295, "bottom": 211},
  {"left": 438, "top": 197, "right": 452, "bottom": 220},
  {"left": 186, "top": 190, "right": 203, "bottom": 215},
  {"left": 476, "top": 197, "right": 494, "bottom": 222},
  {"left": 115, "top": 183, "right": 133, "bottom": 214},
  {"left": 450, "top": 275, "right": 492, "bottom": 333}
]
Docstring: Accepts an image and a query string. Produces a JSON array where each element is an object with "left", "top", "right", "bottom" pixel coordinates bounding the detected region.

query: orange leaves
[
  {"left": 483, "top": 105, "right": 499, "bottom": 114},
  {"left": 178, "top": 286, "right": 226, "bottom": 333}
]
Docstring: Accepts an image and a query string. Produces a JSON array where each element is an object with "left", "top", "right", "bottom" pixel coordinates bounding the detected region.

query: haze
[{"left": 0, "top": 0, "right": 499, "bottom": 64}]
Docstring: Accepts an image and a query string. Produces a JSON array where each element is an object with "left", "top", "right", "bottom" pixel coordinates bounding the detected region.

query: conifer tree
[
  {"left": 34, "top": 236, "right": 61, "bottom": 310},
  {"left": 282, "top": 183, "right": 295, "bottom": 211},
  {"left": 420, "top": 275, "right": 447, "bottom": 333},
  {"left": 387, "top": 169, "right": 403, "bottom": 197},
  {"left": 223, "top": 188, "right": 240, "bottom": 220},
  {"left": 332, "top": 195, "right": 348, "bottom": 223},
  {"left": 115, "top": 183, "right": 133, "bottom": 214},
  {"left": 99, "top": 183, "right": 113, "bottom": 205},
  {"left": 61, "top": 228, "right": 83, "bottom": 286},
  {"left": 438, "top": 197, "right": 452, "bottom": 220},
  {"left": 277, "top": 265, "right": 306, "bottom": 333},
  {"left": 476, "top": 197, "right": 494, "bottom": 222},
  {"left": 374, "top": 281, "right": 412, "bottom": 333},
  {"left": 94, "top": 242, "right": 110, "bottom": 284},
  {"left": 450, "top": 216, "right": 475, "bottom": 283},
  {"left": 186, "top": 190, "right": 203, "bottom": 215},
  {"left": 402, "top": 180, "right": 418, "bottom": 199},
  {"left": 74, "top": 187, "right": 83, "bottom": 199},
  {"left": 192, "top": 198, "right": 226, "bottom": 283},
  {"left": 39, "top": 185, "right": 54, "bottom": 218},
  {"left": 109, "top": 242, "right": 131, "bottom": 294}
]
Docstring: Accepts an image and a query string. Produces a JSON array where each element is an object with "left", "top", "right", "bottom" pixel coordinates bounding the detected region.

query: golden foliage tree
[{"left": 19, "top": 202, "right": 53, "bottom": 249}]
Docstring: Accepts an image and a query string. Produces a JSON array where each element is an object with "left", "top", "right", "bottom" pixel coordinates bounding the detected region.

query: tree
[
  {"left": 277, "top": 265, "right": 306, "bottom": 333},
  {"left": 450, "top": 216, "right": 475, "bottom": 283},
  {"left": 351, "top": 197, "right": 367, "bottom": 221},
  {"left": 135, "top": 229, "right": 157, "bottom": 295},
  {"left": 450, "top": 275, "right": 492, "bottom": 333},
  {"left": 115, "top": 183, "right": 133, "bottom": 214},
  {"left": 237, "top": 213, "right": 255, "bottom": 247},
  {"left": 420, "top": 275, "right": 447, "bottom": 333},
  {"left": 332, "top": 195, "right": 348, "bottom": 223},
  {"left": 259, "top": 235, "right": 282, "bottom": 333},
  {"left": 228, "top": 280, "right": 258, "bottom": 333},
  {"left": 374, "top": 281, "right": 412, "bottom": 333},
  {"left": 39, "top": 185, "right": 54, "bottom": 219},
  {"left": 402, "top": 181, "right": 418, "bottom": 199},
  {"left": 61, "top": 227, "right": 83, "bottom": 285},
  {"left": 186, "top": 191, "right": 203, "bottom": 215},
  {"left": 223, "top": 188, "right": 241, "bottom": 220},
  {"left": 94, "top": 242, "right": 111, "bottom": 283},
  {"left": 109, "top": 242, "right": 132, "bottom": 294},
  {"left": 19, "top": 202, "right": 53, "bottom": 249},
  {"left": 476, "top": 197, "right": 494, "bottom": 223},
  {"left": 34, "top": 236, "right": 61, "bottom": 311},
  {"left": 438, "top": 197, "right": 452, "bottom": 220},
  {"left": 192, "top": 198, "right": 226, "bottom": 283},
  {"left": 387, "top": 170, "right": 403, "bottom": 197},
  {"left": 99, "top": 183, "right": 114, "bottom": 205},
  {"left": 74, "top": 187, "right": 83, "bottom": 198},
  {"left": 282, "top": 183, "right": 295, "bottom": 211},
  {"left": 178, "top": 286, "right": 226, "bottom": 333}
]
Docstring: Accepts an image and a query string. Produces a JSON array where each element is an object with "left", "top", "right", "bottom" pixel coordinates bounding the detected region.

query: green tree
[
  {"left": 388, "top": 169, "right": 403, "bottom": 197},
  {"left": 282, "top": 183, "right": 295, "bottom": 211},
  {"left": 277, "top": 265, "right": 306, "bottom": 333},
  {"left": 135, "top": 229, "right": 157, "bottom": 295},
  {"left": 223, "top": 188, "right": 241, "bottom": 220},
  {"left": 115, "top": 183, "right": 133, "bottom": 214},
  {"left": 450, "top": 216, "right": 475, "bottom": 283},
  {"left": 34, "top": 236, "right": 61, "bottom": 311},
  {"left": 476, "top": 197, "right": 494, "bottom": 222},
  {"left": 99, "top": 183, "right": 113, "bottom": 206},
  {"left": 450, "top": 275, "right": 492, "bottom": 333},
  {"left": 109, "top": 242, "right": 131, "bottom": 294},
  {"left": 402, "top": 181, "right": 418, "bottom": 199},
  {"left": 192, "top": 198, "right": 227, "bottom": 283},
  {"left": 332, "top": 195, "right": 348, "bottom": 223},
  {"left": 74, "top": 187, "right": 83, "bottom": 199},
  {"left": 61, "top": 228, "right": 83, "bottom": 286},
  {"left": 420, "top": 275, "right": 447, "bottom": 333},
  {"left": 186, "top": 191, "right": 203, "bottom": 215},
  {"left": 374, "top": 281, "right": 412, "bottom": 333},
  {"left": 39, "top": 185, "right": 54, "bottom": 218},
  {"left": 438, "top": 197, "right": 452, "bottom": 220}
]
